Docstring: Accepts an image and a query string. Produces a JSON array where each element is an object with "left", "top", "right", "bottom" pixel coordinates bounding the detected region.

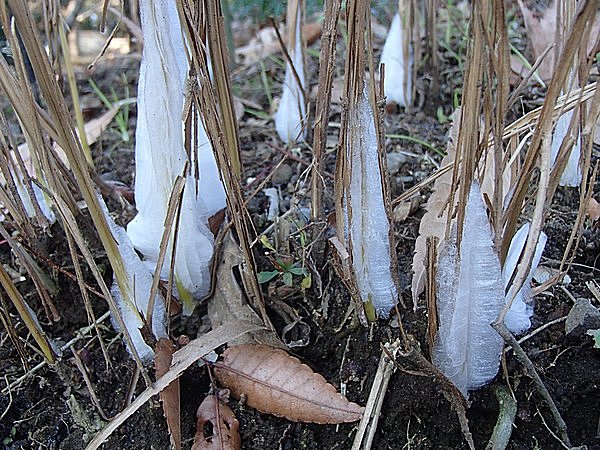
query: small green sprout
[
  {"left": 258, "top": 259, "right": 308, "bottom": 287},
  {"left": 89, "top": 77, "right": 130, "bottom": 143},
  {"left": 257, "top": 235, "right": 310, "bottom": 288},
  {"left": 3, "top": 427, "right": 16, "bottom": 445}
]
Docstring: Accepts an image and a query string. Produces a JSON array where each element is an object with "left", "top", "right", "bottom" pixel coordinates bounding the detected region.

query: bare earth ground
[{"left": 1, "top": 3, "right": 599, "bottom": 450}]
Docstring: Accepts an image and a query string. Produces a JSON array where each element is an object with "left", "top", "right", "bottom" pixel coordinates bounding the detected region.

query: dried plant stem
[
  {"left": 0, "top": 263, "right": 55, "bottom": 362},
  {"left": 557, "top": 86, "right": 600, "bottom": 272},
  {"left": 145, "top": 174, "right": 186, "bottom": 331},
  {"left": 58, "top": 17, "right": 92, "bottom": 167},
  {"left": 448, "top": 0, "right": 486, "bottom": 246},
  {"left": 392, "top": 82, "right": 596, "bottom": 210},
  {"left": 485, "top": 385, "right": 517, "bottom": 450},
  {"left": 86, "top": 321, "right": 262, "bottom": 450},
  {"left": 178, "top": 0, "right": 272, "bottom": 329},
  {"left": 3, "top": 0, "right": 145, "bottom": 369},
  {"left": 502, "top": 0, "right": 597, "bottom": 260},
  {"left": 311, "top": 0, "right": 341, "bottom": 223},
  {"left": 351, "top": 341, "right": 401, "bottom": 450},
  {"left": 491, "top": 321, "right": 570, "bottom": 447}
]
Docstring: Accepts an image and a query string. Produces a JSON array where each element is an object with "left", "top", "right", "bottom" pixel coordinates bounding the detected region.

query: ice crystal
[{"left": 433, "top": 182, "right": 504, "bottom": 397}]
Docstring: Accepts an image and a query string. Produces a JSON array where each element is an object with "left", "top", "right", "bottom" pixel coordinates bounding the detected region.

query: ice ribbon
[{"left": 127, "top": 0, "right": 225, "bottom": 315}]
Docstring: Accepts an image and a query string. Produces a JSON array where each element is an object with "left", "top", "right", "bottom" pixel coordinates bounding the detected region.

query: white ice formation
[
  {"left": 345, "top": 87, "right": 398, "bottom": 317},
  {"left": 550, "top": 109, "right": 581, "bottom": 187},
  {"left": 127, "top": 0, "right": 225, "bottom": 315},
  {"left": 502, "top": 222, "right": 547, "bottom": 335},
  {"left": 379, "top": 13, "right": 413, "bottom": 107},
  {"left": 275, "top": 5, "right": 307, "bottom": 143},
  {"left": 13, "top": 169, "right": 55, "bottom": 223},
  {"left": 100, "top": 196, "right": 166, "bottom": 362},
  {"left": 433, "top": 182, "right": 504, "bottom": 397}
]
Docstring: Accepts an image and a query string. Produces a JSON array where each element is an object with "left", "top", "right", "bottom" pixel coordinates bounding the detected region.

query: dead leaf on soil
[
  {"left": 516, "top": 0, "right": 557, "bottom": 81},
  {"left": 207, "top": 232, "right": 283, "bottom": 348},
  {"left": 214, "top": 344, "right": 364, "bottom": 424},
  {"left": 393, "top": 196, "right": 420, "bottom": 223},
  {"left": 235, "top": 22, "right": 321, "bottom": 65},
  {"left": 191, "top": 394, "right": 241, "bottom": 450},
  {"left": 516, "top": 0, "right": 600, "bottom": 81},
  {"left": 155, "top": 338, "right": 181, "bottom": 450},
  {"left": 411, "top": 109, "right": 460, "bottom": 307},
  {"left": 86, "top": 321, "right": 263, "bottom": 450},
  {"left": 15, "top": 101, "right": 133, "bottom": 176},
  {"left": 586, "top": 197, "right": 600, "bottom": 222}
]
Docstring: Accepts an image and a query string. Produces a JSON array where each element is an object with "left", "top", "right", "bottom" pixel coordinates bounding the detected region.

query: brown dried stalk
[
  {"left": 177, "top": 0, "right": 272, "bottom": 330},
  {"left": 311, "top": 0, "right": 342, "bottom": 222}
]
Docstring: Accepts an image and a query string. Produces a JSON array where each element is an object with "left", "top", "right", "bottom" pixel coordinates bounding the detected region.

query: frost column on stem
[
  {"left": 127, "top": 0, "right": 225, "bottom": 314},
  {"left": 344, "top": 88, "right": 398, "bottom": 317},
  {"left": 336, "top": 0, "right": 398, "bottom": 319},
  {"left": 433, "top": 182, "right": 504, "bottom": 397},
  {"left": 274, "top": 0, "right": 307, "bottom": 143},
  {"left": 379, "top": 0, "right": 414, "bottom": 107}
]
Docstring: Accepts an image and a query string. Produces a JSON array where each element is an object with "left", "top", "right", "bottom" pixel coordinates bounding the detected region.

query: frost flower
[
  {"left": 433, "top": 182, "right": 504, "bottom": 397},
  {"left": 379, "top": 12, "right": 413, "bottom": 107},
  {"left": 275, "top": 2, "right": 307, "bottom": 143},
  {"left": 344, "top": 87, "right": 398, "bottom": 317},
  {"left": 550, "top": 109, "right": 581, "bottom": 187},
  {"left": 127, "top": 0, "right": 225, "bottom": 315},
  {"left": 502, "top": 222, "right": 547, "bottom": 335},
  {"left": 109, "top": 214, "right": 167, "bottom": 362}
]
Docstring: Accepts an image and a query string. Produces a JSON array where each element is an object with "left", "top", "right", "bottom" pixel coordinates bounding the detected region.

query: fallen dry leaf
[
  {"left": 392, "top": 196, "right": 420, "bottom": 223},
  {"left": 411, "top": 109, "right": 460, "bottom": 307},
  {"left": 516, "top": 0, "right": 600, "bottom": 81},
  {"left": 214, "top": 344, "right": 364, "bottom": 424},
  {"left": 155, "top": 338, "right": 180, "bottom": 450},
  {"left": 15, "top": 101, "right": 133, "bottom": 176},
  {"left": 207, "top": 232, "right": 283, "bottom": 348},
  {"left": 516, "top": 0, "right": 557, "bottom": 81},
  {"left": 87, "top": 321, "right": 263, "bottom": 450},
  {"left": 191, "top": 394, "right": 241, "bottom": 450},
  {"left": 587, "top": 197, "right": 600, "bottom": 222},
  {"left": 235, "top": 22, "right": 321, "bottom": 65}
]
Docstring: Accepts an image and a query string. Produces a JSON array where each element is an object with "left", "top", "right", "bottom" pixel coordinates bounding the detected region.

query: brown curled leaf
[
  {"left": 191, "top": 394, "right": 241, "bottom": 450},
  {"left": 155, "top": 338, "right": 180, "bottom": 450},
  {"left": 214, "top": 344, "right": 364, "bottom": 424},
  {"left": 411, "top": 109, "right": 460, "bottom": 308}
]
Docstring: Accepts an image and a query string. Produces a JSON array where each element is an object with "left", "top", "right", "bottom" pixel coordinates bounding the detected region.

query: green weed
[{"left": 88, "top": 77, "right": 130, "bottom": 143}]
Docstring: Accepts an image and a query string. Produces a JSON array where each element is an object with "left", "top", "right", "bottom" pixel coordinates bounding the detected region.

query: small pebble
[
  {"left": 386, "top": 152, "right": 408, "bottom": 174},
  {"left": 272, "top": 163, "right": 293, "bottom": 185},
  {"left": 565, "top": 298, "right": 600, "bottom": 337}
]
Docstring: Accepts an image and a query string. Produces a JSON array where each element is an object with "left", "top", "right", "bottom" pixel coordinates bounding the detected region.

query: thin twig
[
  {"left": 2, "top": 311, "right": 111, "bottom": 395},
  {"left": 492, "top": 321, "right": 571, "bottom": 446}
]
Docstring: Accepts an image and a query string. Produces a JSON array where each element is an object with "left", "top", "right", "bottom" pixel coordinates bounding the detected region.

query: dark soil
[{"left": 1, "top": 2, "right": 599, "bottom": 450}]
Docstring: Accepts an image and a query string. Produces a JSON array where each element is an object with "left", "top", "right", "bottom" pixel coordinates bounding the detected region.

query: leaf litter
[{"left": 214, "top": 344, "right": 364, "bottom": 424}]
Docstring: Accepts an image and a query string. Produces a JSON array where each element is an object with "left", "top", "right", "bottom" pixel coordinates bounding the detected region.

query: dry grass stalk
[
  {"left": 177, "top": 0, "right": 272, "bottom": 329},
  {"left": 402, "top": 0, "right": 419, "bottom": 106},
  {"left": 424, "top": 0, "right": 438, "bottom": 95},
  {"left": 1, "top": 0, "right": 151, "bottom": 381},
  {"left": 447, "top": 1, "right": 487, "bottom": 247},
  {"left": 310, "top": 0, "right": 342, "bottom": 222},
  {"left": 333, "top": 0, "right": 399, "bottom": 319},
  {"left": 501, "top": 0, "right": 597, "bottom": 260},
  {"left": 500, "top": 0, "right": 597, "bottom": 307},
  {"left": 0, "top": 262, "right": 55, "bottom": 362}
]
